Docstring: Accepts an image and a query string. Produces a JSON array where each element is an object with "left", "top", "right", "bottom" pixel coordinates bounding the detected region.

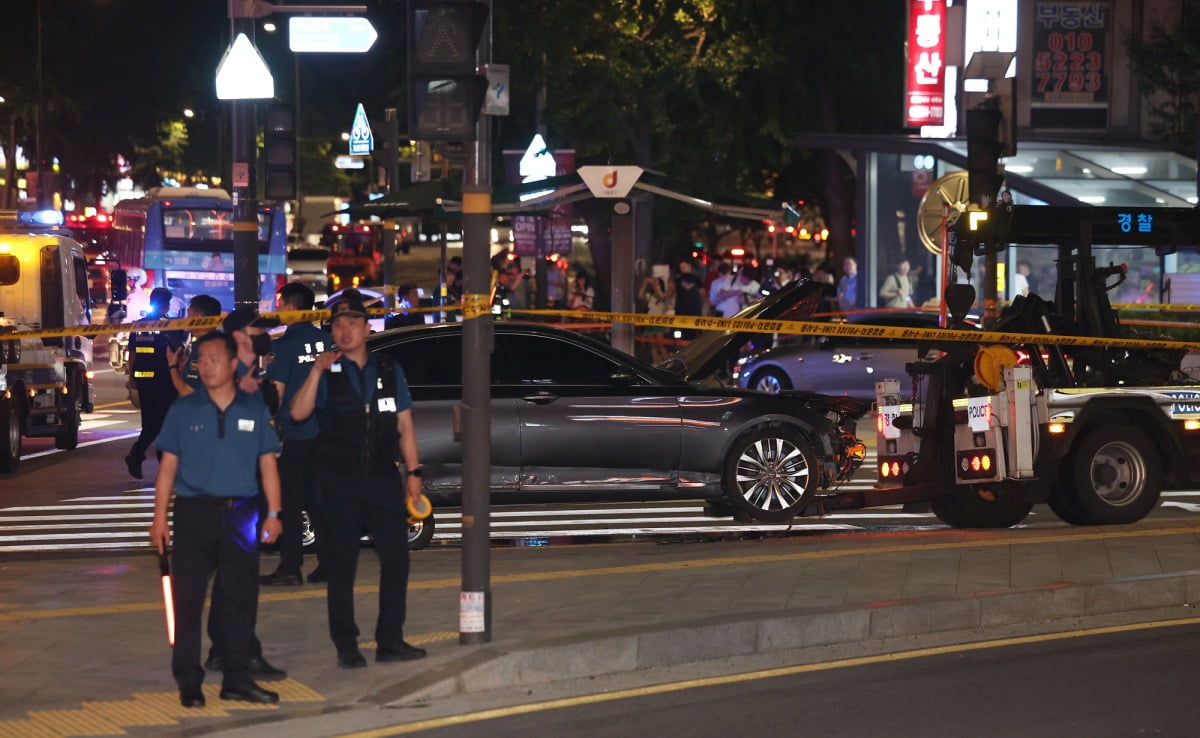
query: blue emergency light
[{"left": 16, "top": 209, "right": 64, "bottom": 227}]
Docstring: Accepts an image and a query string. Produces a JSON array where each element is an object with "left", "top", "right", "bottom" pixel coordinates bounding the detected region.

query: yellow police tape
[
  {"left": 6, "top": 304, "right": 1200, "bottom": 353},
  {"left": 0, "top": 305, "right": 462, "bottom": 341},
  {"left": 505, "top": 308, "right": 1200, "bottom": 353}
]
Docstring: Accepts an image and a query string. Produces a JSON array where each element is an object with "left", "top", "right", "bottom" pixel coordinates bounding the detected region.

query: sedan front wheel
[{"left": 723, "top": 425, "right": 818, "bottom": 523}]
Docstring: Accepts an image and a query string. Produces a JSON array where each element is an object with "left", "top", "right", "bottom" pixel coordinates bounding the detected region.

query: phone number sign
[{"left": 1031, "top": 1, "right": 1109, "bottom": 105}]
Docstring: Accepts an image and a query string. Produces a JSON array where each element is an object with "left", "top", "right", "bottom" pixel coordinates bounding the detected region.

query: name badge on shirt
[
  {"left": 378, "top": 397, "right": 397, "bottom": 413},
  {"left": 238, "top": 418, "right": 256, "bottom": 432}
]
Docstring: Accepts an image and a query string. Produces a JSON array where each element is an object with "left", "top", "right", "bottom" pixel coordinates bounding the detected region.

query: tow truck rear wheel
[
  {"left": 1047, "top": 482, "right": 1091, "bottom": 526},
  {"left": 723, "top": 425, "right": 819, "bottom": 523},
  {"left": 931, "top": 487, "right": 1033, "bottom": 528},
  {"left": 0, "top": 397, "right": 20, "bottom": 473},
  {"left": 1063, "top": 426, "right": 1160, "bottom": 525},
  {"left": 54, "top": 371, "right": 82, "bottom": 450}
]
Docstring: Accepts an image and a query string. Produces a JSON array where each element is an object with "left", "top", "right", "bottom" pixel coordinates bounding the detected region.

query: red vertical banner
[{"left": 905, "top": 0, "right": 947, "bottom": 127}]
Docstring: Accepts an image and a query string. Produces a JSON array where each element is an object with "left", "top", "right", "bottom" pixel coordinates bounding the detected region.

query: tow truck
[
  {"left": 0, "top": 211, "right": 95, "bottom": 472},
  {"left": 856, "top": 203, "right": 1200, "bottom": 527}
]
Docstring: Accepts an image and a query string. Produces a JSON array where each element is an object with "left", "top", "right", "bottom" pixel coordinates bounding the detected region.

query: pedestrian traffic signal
[
  {"left": 407, "top": 0, "right": 489, "bottom": 142},
  {"left": 263, "top": 104, "right": 297, "bottom": 201}
]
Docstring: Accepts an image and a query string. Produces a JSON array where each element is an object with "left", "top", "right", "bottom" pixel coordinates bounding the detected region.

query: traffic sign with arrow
[{"left": 289, "top": 16, "right": 378, "bottom": 53}]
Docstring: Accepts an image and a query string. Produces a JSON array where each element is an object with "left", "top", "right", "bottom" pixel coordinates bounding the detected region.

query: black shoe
[
  {"left": 219, "top": 682, "right": 279, "bottom": 704},
  {"left": 179, "top": 687, "right": 205, "bottom": 708},
  {"left": 306, "top": 567, "right": 328, "bottom": 584},
  {"left": 376, "top": 641, "right": 427, "bottom": 663},
  {"left": 260, "top": 569, "right": 303, "bottom": 586},
  {"left": 337, "top": 650, "right": 367, "bottom": 669},
  {"left": 249, "top": 656, "right": 287, "bottom": 681},
  {"left": 125, "top": 454, "right": 143, "bottom": 480},
  {"left": 204, "top": 654, "right": 222, "bottom": 672}
]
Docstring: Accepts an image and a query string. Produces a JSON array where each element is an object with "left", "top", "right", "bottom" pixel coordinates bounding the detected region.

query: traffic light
[
  {"left": 407, "top": 0, "right": 489, "bottom": 142},
  {"left": 263, "top": 104, "right": 297, "bottom": 201},
  {"left": 966, "top": 104, "right": 1004, "bottom": 207}
]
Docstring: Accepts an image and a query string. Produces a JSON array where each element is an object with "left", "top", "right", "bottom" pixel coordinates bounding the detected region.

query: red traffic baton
[{"left": 158, "top": 552, "right": 176, "bottom": 647}]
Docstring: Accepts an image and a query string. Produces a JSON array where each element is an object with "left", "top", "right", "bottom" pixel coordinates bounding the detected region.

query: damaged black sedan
[{"left": 367, "top": 281, "right": 866, "bottom": 534}]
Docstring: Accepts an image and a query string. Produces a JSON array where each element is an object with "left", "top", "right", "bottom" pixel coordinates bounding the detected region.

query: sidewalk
[{"left": 2, "top": 518, "right": 1200, "bottom": 736}]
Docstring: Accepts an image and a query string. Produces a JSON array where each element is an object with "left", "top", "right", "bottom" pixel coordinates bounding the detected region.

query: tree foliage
[{"left": 1125, "top": 4, "right": 1200, "bottom": 153}]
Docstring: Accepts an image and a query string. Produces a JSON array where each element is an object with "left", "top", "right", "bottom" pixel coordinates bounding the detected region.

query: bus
[{"left": 110, "top": 187, "right": 288, "bottom": 311}]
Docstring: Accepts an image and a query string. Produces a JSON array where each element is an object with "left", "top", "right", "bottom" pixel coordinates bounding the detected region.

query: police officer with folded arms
[
  {"left": 148, "top": 331, "right": 283, "bottom": 708},
  {"left": 290, "top": 293, "right": 427, "bottom": 668}
]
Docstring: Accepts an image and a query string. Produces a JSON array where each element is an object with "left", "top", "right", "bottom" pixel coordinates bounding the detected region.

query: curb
[{"left": 395, "top": 568, "right": 1200, "bottom": 702}]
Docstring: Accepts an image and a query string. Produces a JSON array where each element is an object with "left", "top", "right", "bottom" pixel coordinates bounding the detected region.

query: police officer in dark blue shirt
[
  {"left": 125, "top": 287, "right": 185, "bottom": 479},
  {"left": 291, "top": 293, "right": 427, "bottom": 668},
  {"left": 261, "top": 282, "right": 332, "bottom": 585},
  {"left": 149, "top": 331, "right": 283, "bottom": 708},
  {"left": 167, "top": 294, "right": 223, "bottom": 396}
]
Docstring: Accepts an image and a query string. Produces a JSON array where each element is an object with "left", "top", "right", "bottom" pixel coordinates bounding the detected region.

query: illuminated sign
[
  {"left": 348, "top": 103, "right": 373, "bottom": 156},
  {"left": 964, "top": 0, "right": 1018, "bottom": 92},
  {"left": 1030, "top": 1, "right": 1111, "bottom": 130},
  {"left": 905, "top": 0, "right": 946, "bottom": 127}
]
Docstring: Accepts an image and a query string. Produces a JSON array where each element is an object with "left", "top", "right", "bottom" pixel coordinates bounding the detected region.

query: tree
[{"left": 1126, "top": 4, "right": 1200, "bottom": 153}]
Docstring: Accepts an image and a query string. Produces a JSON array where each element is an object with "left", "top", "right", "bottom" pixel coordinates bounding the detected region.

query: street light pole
[
  {"left": 230, "top": 17, "right": 261, "bottom": 310},
  {"left": 460, "top": 0, "right": 495, "bottom": 645}
]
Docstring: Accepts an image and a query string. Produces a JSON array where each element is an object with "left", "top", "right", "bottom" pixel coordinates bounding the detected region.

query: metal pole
[
  {"left": 231, "top": 15, "right": 260, "bottom": 309},
  {"left": 380, "top": 108, "right": 400, "bottom": 307},
  {"left": 611, "top": 200, "right": 635, "bottom": 354},
  {"left": 460, "top": 0, "right": 494, "bottom": 644},
  {"left": 294, "top": 53, "right": 303, "bottom": 235}
]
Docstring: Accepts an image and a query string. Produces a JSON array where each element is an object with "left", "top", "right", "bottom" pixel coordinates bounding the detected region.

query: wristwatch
[
  {"left": 407, "top": 467, "right": 423, "bottom": 477},
  {"left": 267, "top": 510, "right": 281, "bottom": 519}
]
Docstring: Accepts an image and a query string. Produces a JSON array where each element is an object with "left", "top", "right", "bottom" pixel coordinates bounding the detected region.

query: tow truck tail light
[{"left": 957, "top": 450, "right": 997, "bottom": 479}]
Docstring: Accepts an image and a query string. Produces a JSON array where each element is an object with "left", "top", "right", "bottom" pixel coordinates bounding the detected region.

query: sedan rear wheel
[
  {"left": 723, "top": 425, "right": 818, "bottom": 523},
  {"left": 408, "top": 514, "right": 435, "bottom": 550}
]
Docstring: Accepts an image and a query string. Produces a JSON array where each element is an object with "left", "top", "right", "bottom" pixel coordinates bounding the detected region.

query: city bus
[{"left": 110, "top": 187, "right": 287, "bottom": 310}]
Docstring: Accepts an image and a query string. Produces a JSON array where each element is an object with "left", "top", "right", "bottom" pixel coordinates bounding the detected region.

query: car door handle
[
  {"left": 858, "top": 353, "right": 874, "bottom": 360},
  {"left": 521, "top": 392, "right": 558, "bottom": 405}
]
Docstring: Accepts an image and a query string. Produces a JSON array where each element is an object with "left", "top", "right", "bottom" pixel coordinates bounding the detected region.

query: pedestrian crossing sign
[{"left": 349, "top": 103, "right": 373, "bottom": 156}]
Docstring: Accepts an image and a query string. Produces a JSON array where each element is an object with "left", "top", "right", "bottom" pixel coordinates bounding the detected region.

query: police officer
[
  {"left": 148, "top": 331, "right": 283, "bottom": 708},
  {"left": 261, "top": 282, "right": 331, "bottom": 586},
  {"left": 125, "top": 287, "right": 184, "bottom": 479},
  {"left": 290, "top": 293, "right": 427, "bottom": 668},
  {"left": 200, "top": 307, "right": 288, "bottom": 681},
  {"left": 167, "top": 294, "right": 223, "bottom": 396}
]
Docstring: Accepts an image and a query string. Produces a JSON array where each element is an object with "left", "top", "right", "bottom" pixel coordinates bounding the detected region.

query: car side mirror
[{"left": 609, "top": 369, "right": 641, "bottom": 386}]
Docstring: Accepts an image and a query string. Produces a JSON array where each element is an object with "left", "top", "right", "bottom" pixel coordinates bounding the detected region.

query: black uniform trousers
[
  {"left": 129, "top": 385, "right": 177, "bottom": 461},
  {"left": 206, "top": 495, "right": 265, "bottom": 664},
  {"left": 171, "top": 495, "right": 259, "bottom": 690},
  {"left": 318, "top": 471, "right": 410, "bottom": 656},
  {"left": 277, "top": 437, "right": 325, "bottom": 574}
]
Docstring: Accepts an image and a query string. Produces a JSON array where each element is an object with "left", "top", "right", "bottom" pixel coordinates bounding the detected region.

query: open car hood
[{"left": 657, "top": 280, "right": 829, "bottom": 383}]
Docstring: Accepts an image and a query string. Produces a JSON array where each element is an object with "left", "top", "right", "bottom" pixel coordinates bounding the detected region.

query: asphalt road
[{"left": 379, "top": 621, "right": 1200, "bottom": 738}]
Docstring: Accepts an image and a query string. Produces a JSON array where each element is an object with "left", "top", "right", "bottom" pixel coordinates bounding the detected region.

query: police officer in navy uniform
[
  {"left": 148, "top": 331, "right": 283, "bottom": 708},
  {"left": 290, "top": 293, "right": 427, "bottom": 668},
  {"left": 261, "top": 282, "right": 332, "bottom": 585},
  {"left": 125, "top": 287, "right": 185, "bottom": 479},
  {"left": 198, "top": 307, "right": 288, "bottom": 682},
  {"left": 167, "top": 294, "right": 223, "bottom": 396}
]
